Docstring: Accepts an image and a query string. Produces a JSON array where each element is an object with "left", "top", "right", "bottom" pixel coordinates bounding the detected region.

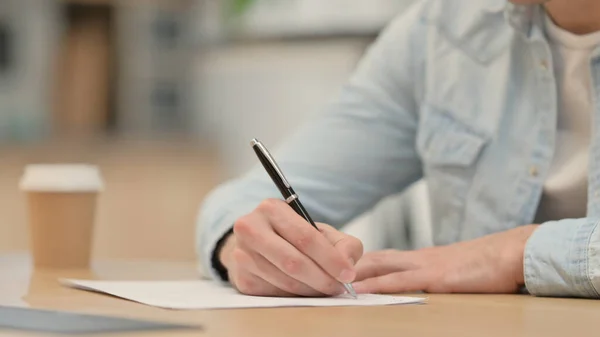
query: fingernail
[{"left": 339, "top": 269, "right": 355, "bottom": 283}]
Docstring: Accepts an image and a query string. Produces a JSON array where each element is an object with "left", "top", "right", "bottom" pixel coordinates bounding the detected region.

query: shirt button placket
[{"left": 529, "top": 165, "right": 539, "bottom": 178}]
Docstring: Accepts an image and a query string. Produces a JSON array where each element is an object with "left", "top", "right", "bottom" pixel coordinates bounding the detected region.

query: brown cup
[{"left": 20, "top": 165, "right": 103, "bottom": 269}]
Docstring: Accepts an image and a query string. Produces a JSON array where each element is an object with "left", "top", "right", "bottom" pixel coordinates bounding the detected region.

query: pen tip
[
  {"left": 250, "top": 138, "right": 259, "bottom": 147},
  {"left": 344, "top": 283, "right": 357, "bottom": 299}
]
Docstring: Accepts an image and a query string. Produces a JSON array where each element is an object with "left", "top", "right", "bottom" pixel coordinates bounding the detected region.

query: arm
[
  {"left": 350, "top": 220, "right": 600, "bottom": 299},
  {"left": 524, "top": 218, "right": 600, "bottom": 298},
  {"left": 196, "top": 2, "right": 430, "bottom": 282}
]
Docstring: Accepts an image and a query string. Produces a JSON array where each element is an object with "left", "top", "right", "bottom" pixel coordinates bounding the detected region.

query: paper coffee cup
[{"left": 19, "top": 164, "right": 104, "bottom": 269}]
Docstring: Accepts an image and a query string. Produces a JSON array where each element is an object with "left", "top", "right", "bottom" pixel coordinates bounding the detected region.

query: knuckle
[
  {"left": 281, "top": 256, "right": 303, "bottom": 276},
  {"left": 231, "top": 248, "right": 249, "bottom": 266},
  {"left": 293, "top": 231, "right": 316, "bottom": 251},
  {"left": 235, "top": 275, "right": 256, "bottom": 294},
  {"left": 233, "top": 216, "right": 255, "bottom": 237},
  {"left": 257, "top": 198, "right": 281, "bottom": 215},
  {"left": 422, "top": 269, "right": 444, "bottom": 293},
  {"left": 349, "top": 237, "right": 364, "bottom": 257},
  {"left": 315, "top": 222, "right": 333, "bottom": 232},
  {"left": 284, "top": 279, "right": 303, "bottom": 294},
  {"left": 366, "top": 251, "right": 387, "bottom": 265},
  {"left": 322, "top": 279, "right": 341, "bottom": 295}
]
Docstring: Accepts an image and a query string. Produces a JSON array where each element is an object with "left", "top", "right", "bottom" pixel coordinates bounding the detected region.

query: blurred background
[{"left": 0, "top": 0, "right": 431, "bottom": 266}]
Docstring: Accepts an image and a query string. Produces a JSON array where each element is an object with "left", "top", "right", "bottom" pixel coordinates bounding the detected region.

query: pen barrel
[
  {"left": 288, "top": 199, "right": 318, "bottom": 230},
  {"left": 253, "top": 146, "right": 290, "bottom": 197}
]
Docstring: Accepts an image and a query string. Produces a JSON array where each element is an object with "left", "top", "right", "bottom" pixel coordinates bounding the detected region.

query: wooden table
[{"left": 0, "top": 253, "right": 598, "bottom": 337}]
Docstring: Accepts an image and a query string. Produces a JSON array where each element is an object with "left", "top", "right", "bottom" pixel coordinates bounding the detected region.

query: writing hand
[{"left": 220, "top": 198, "right": 363, "bottom": 297}]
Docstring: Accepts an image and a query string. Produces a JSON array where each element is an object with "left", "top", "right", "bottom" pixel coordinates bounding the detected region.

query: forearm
[
  {"left": 195, "top": 2, "right": 430, "bottom": 281},
  {"left": 196, "top": 112, "right": 422, "bottom": 281}
]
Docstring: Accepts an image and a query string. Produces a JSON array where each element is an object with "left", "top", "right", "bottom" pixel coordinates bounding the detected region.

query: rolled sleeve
[
  {"left": 196, "top": 178, "right": 271, "bottom": 282},
  {"left": 524, "top": 218, "right": 600, "bottom": 298}
]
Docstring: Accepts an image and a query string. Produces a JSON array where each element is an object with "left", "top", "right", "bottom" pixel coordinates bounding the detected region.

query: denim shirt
[{"left": 196, "top": 0, "right": 600, "bottom": 298}]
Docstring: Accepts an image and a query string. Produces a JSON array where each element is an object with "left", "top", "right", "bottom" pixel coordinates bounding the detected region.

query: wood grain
[{"left": 0, "top": 253, "right": 598, "bottom": 337}]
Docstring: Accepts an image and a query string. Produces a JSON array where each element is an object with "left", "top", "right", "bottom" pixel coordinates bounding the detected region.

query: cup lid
[{"left": 19, "top": 164, "right": 104, "bottom": 192}]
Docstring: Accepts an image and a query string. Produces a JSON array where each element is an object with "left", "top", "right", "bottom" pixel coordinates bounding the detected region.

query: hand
[
  {"left": 352, "top": 225, "right": 539, "bottom": 294},
  {"left": 219, "top": 198, "right": 363, "bottom": 297}
]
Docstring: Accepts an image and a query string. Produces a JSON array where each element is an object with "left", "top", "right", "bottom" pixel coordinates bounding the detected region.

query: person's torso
[
  {"left": 533, "top": 14, "right": 600, "bottom": 223},
  {"left": 413, "top": 0, "right": 600, "bottom": 245}
]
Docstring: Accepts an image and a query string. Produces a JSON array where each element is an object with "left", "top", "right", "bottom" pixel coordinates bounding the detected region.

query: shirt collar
[
  {"left": 503, "top": 3, "right": 546, "bottom": 41},
  {"left": 426, "top": 1, "right": 545, "bottom": 65}
]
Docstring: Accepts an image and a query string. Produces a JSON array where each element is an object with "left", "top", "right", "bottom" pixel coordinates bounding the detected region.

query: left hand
[{"left": 352, "top": 225, "right": 539, "bottom": 294}]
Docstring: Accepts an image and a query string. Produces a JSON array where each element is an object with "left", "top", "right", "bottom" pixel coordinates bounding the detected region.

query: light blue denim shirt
[{"left": 196, "top": 0, "right": 600, "bottom": 298}]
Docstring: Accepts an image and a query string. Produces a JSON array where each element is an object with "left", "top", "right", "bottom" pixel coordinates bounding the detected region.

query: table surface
[{"left": 0, "top": 253, "right": 598, "bottom": 337}]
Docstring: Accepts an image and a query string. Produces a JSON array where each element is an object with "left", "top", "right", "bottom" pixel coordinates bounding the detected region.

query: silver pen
[{"left": 250, "top": 138, "right": 357, "bottom": 298}]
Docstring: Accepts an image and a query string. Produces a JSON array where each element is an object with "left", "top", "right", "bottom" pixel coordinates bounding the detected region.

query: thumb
[{"left": 316, "top": 223, "right": 364, "bottom": 267}]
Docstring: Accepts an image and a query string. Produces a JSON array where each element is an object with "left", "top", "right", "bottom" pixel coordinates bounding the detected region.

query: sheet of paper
[{"left": 60, "top": 279, "right": 425, "bottom": 310}]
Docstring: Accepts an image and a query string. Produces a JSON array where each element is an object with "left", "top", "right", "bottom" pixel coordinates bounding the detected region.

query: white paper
[{"left": 60, "top": 279, "right": 425, "bottom": 310}]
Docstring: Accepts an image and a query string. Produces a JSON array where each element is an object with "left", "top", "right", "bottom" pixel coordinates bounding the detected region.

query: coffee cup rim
[{"left": 19, "top": 164, "right": 104, "bottom": 192}]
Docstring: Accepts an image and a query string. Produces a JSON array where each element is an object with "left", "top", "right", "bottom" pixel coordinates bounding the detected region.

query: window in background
[
  {"left": 115, "top": 1, "right": 195, "bottom": 138},
  {"left": 229, "top": 0, "right": 415, "bottom": 38},
  {"left": 0, "top": 21, "right": 12, "bottom": 74}
]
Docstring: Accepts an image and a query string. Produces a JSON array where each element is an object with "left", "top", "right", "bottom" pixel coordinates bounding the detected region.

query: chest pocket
[
  {"left": 418, "top": 105, "right": 488, "bottom": 166},
  {"left": 417, "top": 104, "right": 489, "bottom": 243}
]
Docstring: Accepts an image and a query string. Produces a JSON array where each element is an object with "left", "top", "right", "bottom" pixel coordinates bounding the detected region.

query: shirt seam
[
  {"left": 586, "top": 220, "right": 600, "bottom": 297},
  {"left": 523, "top": 230, "right": 539, "bottom": 295}
]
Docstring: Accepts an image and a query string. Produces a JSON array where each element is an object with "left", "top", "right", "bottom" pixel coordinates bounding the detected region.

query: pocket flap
[
  {"left": 425, "top": 130, "right": 487, "bottom": 166},
  {"left": 419, "top": 105, "right": 488, "bottom": 167}
]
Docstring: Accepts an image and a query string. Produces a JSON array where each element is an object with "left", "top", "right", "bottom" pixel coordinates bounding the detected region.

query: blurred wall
[
  {"left": 0, "top": 0, "right": 430, "bottom": 260},
  {"left": 191, "top": 0, "right": 431, "bottom": 252},
  {"left": 193, "top": 39, "right": 368, "bottom": 179},
  {"left": 235, "top": 0, "right": 415, "bottom": 37}
]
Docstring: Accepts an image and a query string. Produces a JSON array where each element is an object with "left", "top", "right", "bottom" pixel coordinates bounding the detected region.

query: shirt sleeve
[
  {"left": 195, "top": 2, "right": 431, "bottom": 281},
  {"left": 524, "top": 218, "right": 600, "bottom": 298}
]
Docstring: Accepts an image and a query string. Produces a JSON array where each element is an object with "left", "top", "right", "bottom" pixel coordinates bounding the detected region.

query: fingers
[
  {"left": 352, "top": 270, "right": 430, "bottom": 294},
  {"left": 230, "top": 198, "right": 363, "bottom": 297},
  {"left": 317, "top": 223, "right": 364, "bottom": 266},
  {"left": 230, "top": 265, "right": 295, "bottom": 297},
  {"left": 258, "top": 199, "right": 357, "bottom": 284},
  {"left": 251, "top": 231, "right": 345, "bottom": 295},
  {"left": 234, "top": 206, "right": 344, "bottom": 296},
  {"left": 354, "top": 250, "right": 421, "bottom": 281},
  {"left": 228, "top": 242, "right": 294, "bottom": 297},
  {"left": 236, "top": 246, "right": 329, "bottom": 297}
]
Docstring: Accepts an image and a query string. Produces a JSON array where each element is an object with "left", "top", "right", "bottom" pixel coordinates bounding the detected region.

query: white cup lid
[{"left": 19, "top": 164, "right": 104, "bottom": 192}]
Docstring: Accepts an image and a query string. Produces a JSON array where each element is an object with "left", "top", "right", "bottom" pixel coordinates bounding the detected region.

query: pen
[{"left": 250, "top": 138, "right": 357, "bottom": 299}]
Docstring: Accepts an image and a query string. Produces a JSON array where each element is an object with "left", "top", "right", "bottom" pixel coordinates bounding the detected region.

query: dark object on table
[
  {"left": 0, "top": 21, "right": 12, "bottom": 74},
  {"left": 0, "top": 305, "right": 200, "bottom": 335}
]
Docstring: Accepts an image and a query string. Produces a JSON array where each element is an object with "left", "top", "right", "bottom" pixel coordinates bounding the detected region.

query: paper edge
[{"left": 59, "top": 279, "right": 427, "bottom": 310}]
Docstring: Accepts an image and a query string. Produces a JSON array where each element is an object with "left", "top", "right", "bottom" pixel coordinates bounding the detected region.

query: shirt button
[
  {"left": 529, "top": 166, "right": 539, "bottom": 177},
  {"left": 540, "top": 59, "right": 549, "bottom": 70}
]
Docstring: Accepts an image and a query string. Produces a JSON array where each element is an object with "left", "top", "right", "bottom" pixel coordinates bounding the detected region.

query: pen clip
[{"left": 250, "top": 138, "right": 291, "bottom": 188}]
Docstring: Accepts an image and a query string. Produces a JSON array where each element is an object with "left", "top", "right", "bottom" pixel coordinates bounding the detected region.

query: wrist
[
  {"left": 513, "top": 224, "right": 539, "bottom": 285},
  {"left": 210, "top": 228, "right": 234, "bottom": 282},
  {"left": 218, "top": 233, "right": 236, "bottom": 270}
]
